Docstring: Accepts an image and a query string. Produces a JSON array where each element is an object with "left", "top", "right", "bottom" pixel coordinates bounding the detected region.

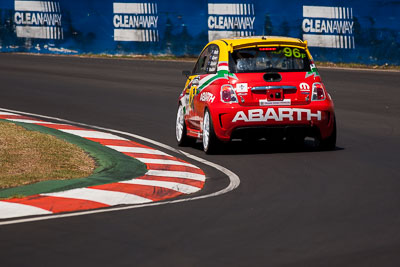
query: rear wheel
[
  {"left": 318, "top": 117, "right": 337, "bottom": 150},
  {"left": 176, "top": 104, "right": 195, "bottom": 146},
  {"left": 202, "top": 109, "right": 220, "bottom": 154}
]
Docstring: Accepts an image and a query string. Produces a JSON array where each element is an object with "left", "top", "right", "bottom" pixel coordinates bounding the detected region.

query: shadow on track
[{"left": 189, "top": 139, "right": 344, "bottom": 155}]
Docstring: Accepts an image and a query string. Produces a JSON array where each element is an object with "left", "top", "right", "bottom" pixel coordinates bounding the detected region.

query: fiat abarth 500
[{"left": 176, "top": 36, "right": 336, "bottom": 154}]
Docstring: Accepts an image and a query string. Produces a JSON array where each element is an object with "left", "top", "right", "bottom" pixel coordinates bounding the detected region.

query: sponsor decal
[
  {"left": 302, "top": 5, "right": 355, "bottom": 49},
  {"left": 235, "top": 83, "right": 248, "bottom": 93},
  {"left": 299, "top": 82, "right": 310, "bottom": 91},
  {"left": 14, "top": 0, "right": 63, "bottom": 39},
  {"left": 183, "top": 63, "right": 238, "bottom": 115},
  {"left": 281, "top": 47, "right": 307, "bottom": 59},
  {"left": 259, "top": 99, "right": 291, "bottom": 106},
  {"left": 208, "top": 3, "right": 255, "bottom": 41},
  {"left": 232, "top": 108, "right": 322, "bottom": 122},
  {"left": 305, "top": 63, "right": 320, "bottom": 78},
  {"left": 113, "top": 2, "right": 159, "bottom": 42},
  {"left": 188, "top": 86, "right": 198, "bottom": 110},
  {"left": 200, "top": 92, "right": 215, "bottom": 103},
  {"left": 207, "top": 46, "right": 219, "bottom": 73}
]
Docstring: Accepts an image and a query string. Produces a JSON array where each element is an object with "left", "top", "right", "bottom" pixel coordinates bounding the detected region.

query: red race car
[{"left": 176, "top": 36, "right": 336, "bottom": 154}]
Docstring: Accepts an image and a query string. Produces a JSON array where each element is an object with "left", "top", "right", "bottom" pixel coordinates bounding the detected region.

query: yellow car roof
[{"left": 214, "top": 36, "right": 308, "bottom": 50}]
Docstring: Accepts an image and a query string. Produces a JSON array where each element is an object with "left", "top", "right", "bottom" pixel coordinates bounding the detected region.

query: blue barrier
[{"left": 0, "top": 0, "right": 399, "bottom": 65}]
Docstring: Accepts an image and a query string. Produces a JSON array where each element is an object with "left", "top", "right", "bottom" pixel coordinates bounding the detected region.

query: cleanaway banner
[
  {"left": 14, "top": 0, "right": 63, "bottom": 40},
  {"left": 0, "top": 0, "right": 398, "bottom": 65}
]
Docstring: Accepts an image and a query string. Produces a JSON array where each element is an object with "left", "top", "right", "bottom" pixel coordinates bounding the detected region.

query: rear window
[{"left": 229, "top": 46, "right": 311, "bottom": 73}]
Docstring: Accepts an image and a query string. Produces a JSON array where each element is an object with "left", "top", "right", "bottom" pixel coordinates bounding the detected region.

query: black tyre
[
  {"left": 176, "top": 104, "right": 196, "bottom": 146},
  {"left": 318, "top": 117, "right": 337, "bottom": 151}
]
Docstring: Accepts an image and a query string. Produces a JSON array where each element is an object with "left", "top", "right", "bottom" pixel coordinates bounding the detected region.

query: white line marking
[
  {"left": 0, "top": 108, "right": 240, "bottom": 226},
  {"left": 146, "top": 170, "right": 205, "bottom": 182},
  {"left": 6, "top": 118, "right": 55, "bottom": 124},
  {"left": 0, "top": 111, "right": 18, "bottom": 115},
  {"left": 0, "top": 202, "right": 51, "bottom": 219},
  {"left": 136, "top": 158, "right": 198, "bottom": 168},
  {"left": 42, "top": 188, "right": 152, "bottom": 206},
  {"left": 120, "top": 179, "right": 200, "bottom": 194},
  {"left": 106, "top": 145, "right": 169, "bottom": 156},
  {"left": 59, "top": 129, "right": 128, "bottom": 140}
]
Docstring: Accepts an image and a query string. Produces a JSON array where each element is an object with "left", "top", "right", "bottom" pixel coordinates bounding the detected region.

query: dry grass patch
[
  {"left": 316, "top": 61, "right": 400, "bottom": 70},
  {"left": 0, "top": 121, "right": 96, "bottom": 189}
]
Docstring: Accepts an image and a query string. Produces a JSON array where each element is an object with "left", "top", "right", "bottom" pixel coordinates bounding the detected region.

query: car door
[{"left": 188, "top": 44, "right": 219, "bottom": 129}]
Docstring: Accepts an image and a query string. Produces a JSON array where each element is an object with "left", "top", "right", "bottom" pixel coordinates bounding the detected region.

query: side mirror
[{"left": 182, "top": 70, "right": 191, "bottom": 78}]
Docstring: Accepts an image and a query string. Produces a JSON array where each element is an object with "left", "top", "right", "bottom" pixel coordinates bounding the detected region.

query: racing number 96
[{"left": 283, "top": 48, "right": 305, "bottom": 58}]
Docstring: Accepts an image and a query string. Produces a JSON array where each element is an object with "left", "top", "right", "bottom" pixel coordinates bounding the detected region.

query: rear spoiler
[{"left": 230, "top": 40, "right": 308, "bottom": 52}]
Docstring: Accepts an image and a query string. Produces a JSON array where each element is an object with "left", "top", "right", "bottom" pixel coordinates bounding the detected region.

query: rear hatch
[
  {"left": 232, "top": 72, "right": 312, "bottom": 106},
  {"left": 228, "top": 45, "right": 314, "bottom": 107}
]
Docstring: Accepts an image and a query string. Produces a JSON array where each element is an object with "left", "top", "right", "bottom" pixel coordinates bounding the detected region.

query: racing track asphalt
[{"left": 0, "top": 54, "right": 399, "bottom": 267}]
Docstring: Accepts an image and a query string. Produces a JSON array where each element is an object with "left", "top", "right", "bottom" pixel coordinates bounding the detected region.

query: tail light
[
  {"left": 312, "top": 82, "right": 326, "bottom": 101},
  {"left": 220, "top": 84, "right": 238, "bottom": 103}
]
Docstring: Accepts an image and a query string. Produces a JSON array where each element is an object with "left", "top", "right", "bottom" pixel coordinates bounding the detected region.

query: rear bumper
[
  {"left": 230, "top": 125, "right": 319, "bottom": 140},
  {"left": 209, "top": 101, "right": 335, "bottom": 141}
]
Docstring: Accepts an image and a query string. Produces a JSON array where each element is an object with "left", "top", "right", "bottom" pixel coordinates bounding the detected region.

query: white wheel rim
[
  {"left": 176, "top": 105, "right": 184, "bottom": 142},
  {"left": 203, "top": 111, "right": 210, "bottom": 150}
]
